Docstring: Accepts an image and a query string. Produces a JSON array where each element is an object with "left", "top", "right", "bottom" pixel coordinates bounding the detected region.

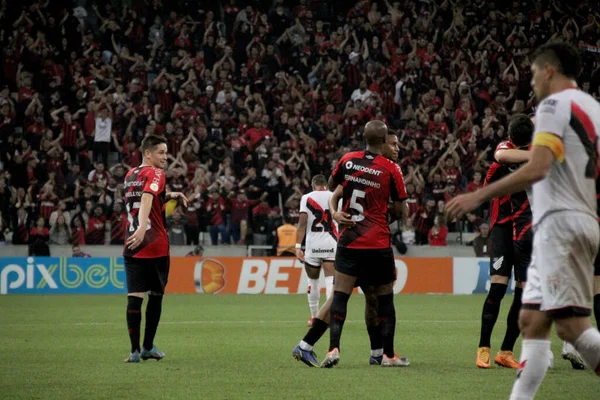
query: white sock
[
  {"left": 509, "top": 339, "right": 551, "bottom": 400},
  {"left": 562, "top": 340, "right": 576, "bottom": 355},
  {"left": 299, "top": 340, "right": 313, "bottom": 351},
  {"left": 574, "top": 328, "right": 600, "bottom": 373},
  {"left": 371, "top": 348, "right": 383, "bottom": 357},
  {"left": 325, "top": 276, "right": 334, "bottom": 299},
  {"left": 307, "top": 279, "right": 320, "bottom": 318}
]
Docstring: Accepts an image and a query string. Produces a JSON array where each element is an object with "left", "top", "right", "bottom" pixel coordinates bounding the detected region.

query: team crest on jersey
[
  {"left": 540, "top": 98, "right": 558, "bottom": 115},
  {"left": 547, "top": 275, "right": 561, "bottom": 297}
]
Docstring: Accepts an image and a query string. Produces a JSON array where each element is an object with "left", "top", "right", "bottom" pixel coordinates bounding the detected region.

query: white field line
[{"left": 1, "top": 319, "right": 478, "bottom": 328}]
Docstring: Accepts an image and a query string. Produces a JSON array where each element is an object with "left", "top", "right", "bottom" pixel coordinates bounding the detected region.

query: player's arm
[
  {"left": 447, "top": 97, "right": 565, "bottom": 219},
  {"left": 389, "top": 163, "right": 409, "bottom": 222},
  {"left": 296, "top": 213, "right": 307, "bottom": 261},
  {"left": 495, "top": 149, "right": 531, "bottom": 164},
  {"left": 329, "top": 185, "right": 354, "bottom": 226},
  {"left": 296, "top": 194, "right": 308, "bottom": 260},
  {"left": 328, "top": 155, "right": 346, "bottom": 191},
  {"left": 137, "top": 193, "right": 154, "bottom": 230}
]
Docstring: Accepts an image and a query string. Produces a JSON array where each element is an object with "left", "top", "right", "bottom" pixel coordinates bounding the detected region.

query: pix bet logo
[{"left": 194, "top": 259, "right": 226, "bottom": 294}]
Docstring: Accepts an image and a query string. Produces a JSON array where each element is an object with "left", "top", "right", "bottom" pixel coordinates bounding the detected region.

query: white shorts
[
  {"left": 304, "top": 247, "right": 336, "bottom": 268},
  {"left": 523, "top": 212, "right": 599, "bottom": 317}
]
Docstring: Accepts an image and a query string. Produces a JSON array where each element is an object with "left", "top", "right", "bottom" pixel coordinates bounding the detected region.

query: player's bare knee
[
  {"left": 594, "top": 276, "right": 600, "bottom": 295},
  {"left": 304, "top": 264, "right": 320, "bottom": 280},
  {"left": 518, "top": 309, "right": 551, "bottom": 339},
  {"left": 375, "top": 282, "right": 394, "bottom": 296},
  {"left": 490, "top": 275, "right": 510, "bottom": 285},
  {"left": 322, "top": 262, "right": 334, "bottom": 277},
  {"left": 128, "top": 292, "right": 144, "bottom": 298},
  {"left": 333, "top": 272, "right": 356, "bottom": 294},
  {"left": 554, "top": 317, "right": 591, "bottom": 343}
]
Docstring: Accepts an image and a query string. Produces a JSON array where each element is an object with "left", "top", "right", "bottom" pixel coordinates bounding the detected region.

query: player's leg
[
  {"left": 124, "top": 256, "right": 145, "bottom": 363},
  {"left": 594, "top": 248, "right": 600, "bottom": 330},
  {"left": 478, "top": 223, "right": 513, "bottom": 368},
  {"left": 322, "top": 260, "right": 335, "bottom": 299},
  {"left": 509, "top": 246, "right": 554, "bottom": 400},
  {"left": 141, "top": 256, "right": 170, "bottom": 361},
  {"left": 321, "top": 248, "right": 359, "bottom": 368},
  {"left": 370, "top": 248, "right": 408, "bottom": 367},
  {"left": 304, "top": 257, "right": 322, "bottom": 326},
  {"left": 361, "top": 286, "right": 383, "bottom": 364},
  {"left": 552, "top": 218, "right": 600, "bottom": 375},
  {"left": 293, "top": 290, "right": 334, "bottom": 367},
  {"left": 497, "top": 236, "right": 531, "bottom": 368}
]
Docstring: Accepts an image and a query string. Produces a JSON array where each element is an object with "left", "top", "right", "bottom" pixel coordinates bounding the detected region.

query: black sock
[
  {"left": 365, "top": 296, "right": 383, "bottom": 351},
  {"left": 302, "top": 318, "right": 329, "bottom": 346},
  {"left": 594, "top": 293, "right": 600, "bottom": 331},
  {"left": 127, "top": 296, "right": 143, "bottom": 353},
  {"left": 377, "top": 294, "right": 396, "bottom": 358},
  {"left": 501, "top": 287, "right": 522, "bottom": 351},
  {"left": 143, "top": 294, "right": 163, "bottom": 351},
  {"left": 479, "top": 283, "right": 507, "bottom": 348},
  {"left": 329, "top": 291, "right": 350, "bottom": 351}
]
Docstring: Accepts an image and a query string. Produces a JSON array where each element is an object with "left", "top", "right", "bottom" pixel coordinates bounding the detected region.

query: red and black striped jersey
[
  {"left": 123, "top": 166, "right": 169, "bottom": 258},
  {"left": 331, "top": 150, "right": 407, "bottom": 249},
  {"left": 486, "top": 141, "right": 515, "bottom": 228}
]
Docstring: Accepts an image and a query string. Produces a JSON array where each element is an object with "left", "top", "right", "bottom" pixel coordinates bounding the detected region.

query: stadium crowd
[{"left": 0, "top": 0, "right": 599, "bottom": 253}]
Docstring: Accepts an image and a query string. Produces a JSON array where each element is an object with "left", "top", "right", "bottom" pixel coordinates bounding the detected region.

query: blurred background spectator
[
  {"left": 1, "top": 0, "right": 599, "bottom": 250},
  {"left": 472, "top": 222, "right": 491, "bottom": 257}
]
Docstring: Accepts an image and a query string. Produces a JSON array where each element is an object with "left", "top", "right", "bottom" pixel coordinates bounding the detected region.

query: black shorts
[
  {"left": 513, "top": 233, "right": 532, "bottom": 283},
  {"left": 335, "top": 247, "right": 396, "bottom": 287},
  {"left": 124, "top": 256, "right": 170, "bottom": 294},
  {"left": 489, "top": 223, "right": 515, "bottom": 279}
]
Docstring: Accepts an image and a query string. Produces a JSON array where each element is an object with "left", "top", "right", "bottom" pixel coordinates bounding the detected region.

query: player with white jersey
[
  {"left": 296, "top": 174, "right": 337, "bottom": 326},
  {"left": 447, "top": 42, "right": 600, "bottom": 399}
]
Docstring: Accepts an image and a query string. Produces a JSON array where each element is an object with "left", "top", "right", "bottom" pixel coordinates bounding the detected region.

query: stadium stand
[{"left": 0, "top": 0, "right": 599, "bottom": 252}]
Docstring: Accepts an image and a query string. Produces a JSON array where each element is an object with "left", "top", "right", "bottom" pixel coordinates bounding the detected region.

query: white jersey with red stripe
[
  {"left": 299, "top": 190, "right": 338, "bottom": 260},
  {"left": 532, "top": 88, "right": 600, "bottom": 227}
]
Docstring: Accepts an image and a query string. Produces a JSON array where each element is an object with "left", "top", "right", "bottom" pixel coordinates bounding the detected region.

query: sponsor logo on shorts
[
  {"left": 492, "top": 256, "right": 504, "bottom": 271},
  {"left": 311, "top": 248, "right": 335, "bottom": 254}
]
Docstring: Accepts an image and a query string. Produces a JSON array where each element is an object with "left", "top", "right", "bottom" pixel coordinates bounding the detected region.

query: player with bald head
[{"left": 320, "top": 120, "right": 408, "bottom": 368}]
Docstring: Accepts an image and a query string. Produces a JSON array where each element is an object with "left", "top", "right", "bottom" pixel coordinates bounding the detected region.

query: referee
[{"left": 122, "top": 135, "right": 187, "bottom": 363}]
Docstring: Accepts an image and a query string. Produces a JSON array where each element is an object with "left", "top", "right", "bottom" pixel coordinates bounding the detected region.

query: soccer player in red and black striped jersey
[
  {"left": 476, "top": 115, "right": 534, "bottom": 369},
  {"left": 122, "top": 135, "right": 187, "bottom": 363},
  {"left": 320, "top": 120, "right": 408, "bottom": 368},
  {"left": 293, "top": 133, "right": 408, "bottom": 368}
]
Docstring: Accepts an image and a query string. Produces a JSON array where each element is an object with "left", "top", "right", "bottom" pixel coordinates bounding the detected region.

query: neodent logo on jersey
[{"left": 344, "top": 161, "right": 383, "bottom": 176}]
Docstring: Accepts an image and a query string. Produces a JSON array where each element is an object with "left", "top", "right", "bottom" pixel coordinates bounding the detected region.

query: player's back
[
  {"left": 301, "top": 190, "right": 338, "bottom": 250},
  {"left": 330, "top": 150, "right": 406, "bottom": 249},
  {"left": 123, "top": 165, "right": 169, "bottom": 258},
  {"left": 532, "top": 88, "right": 600, "bottom": 226},
  {"left": 485, "top": 145, "right": 514, "bottom": 228}
]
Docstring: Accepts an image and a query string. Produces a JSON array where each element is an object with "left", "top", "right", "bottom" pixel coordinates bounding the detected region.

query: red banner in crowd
[{"left": 166, "top": 257, "right": 453, "bottom": 294}]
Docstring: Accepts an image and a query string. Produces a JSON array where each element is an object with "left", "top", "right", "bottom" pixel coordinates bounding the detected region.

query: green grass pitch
[{"left": 0, "top": 294, "right": 597, "bottom": 399}]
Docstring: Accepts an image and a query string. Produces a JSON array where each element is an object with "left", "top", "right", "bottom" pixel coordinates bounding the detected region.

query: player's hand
[
  {"left": 296, "top": 248, "right": 305, "bottom": 262},
  {"left": 168, "top": 192, "right": 188, "bottom": 207},
  {"left": 446, "top": 193, "right": 483, "bottom": 221},
  {"left": 126, "top": 227, "right": 146, "bottom": 250},
  {"left": 332, "top": 211, "right": 355, "bottom": 227}
]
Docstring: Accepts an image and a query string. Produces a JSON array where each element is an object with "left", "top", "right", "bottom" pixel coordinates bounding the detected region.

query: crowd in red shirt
[{"left": 0, "top": 0, "right": 599, "bottom": 249}]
